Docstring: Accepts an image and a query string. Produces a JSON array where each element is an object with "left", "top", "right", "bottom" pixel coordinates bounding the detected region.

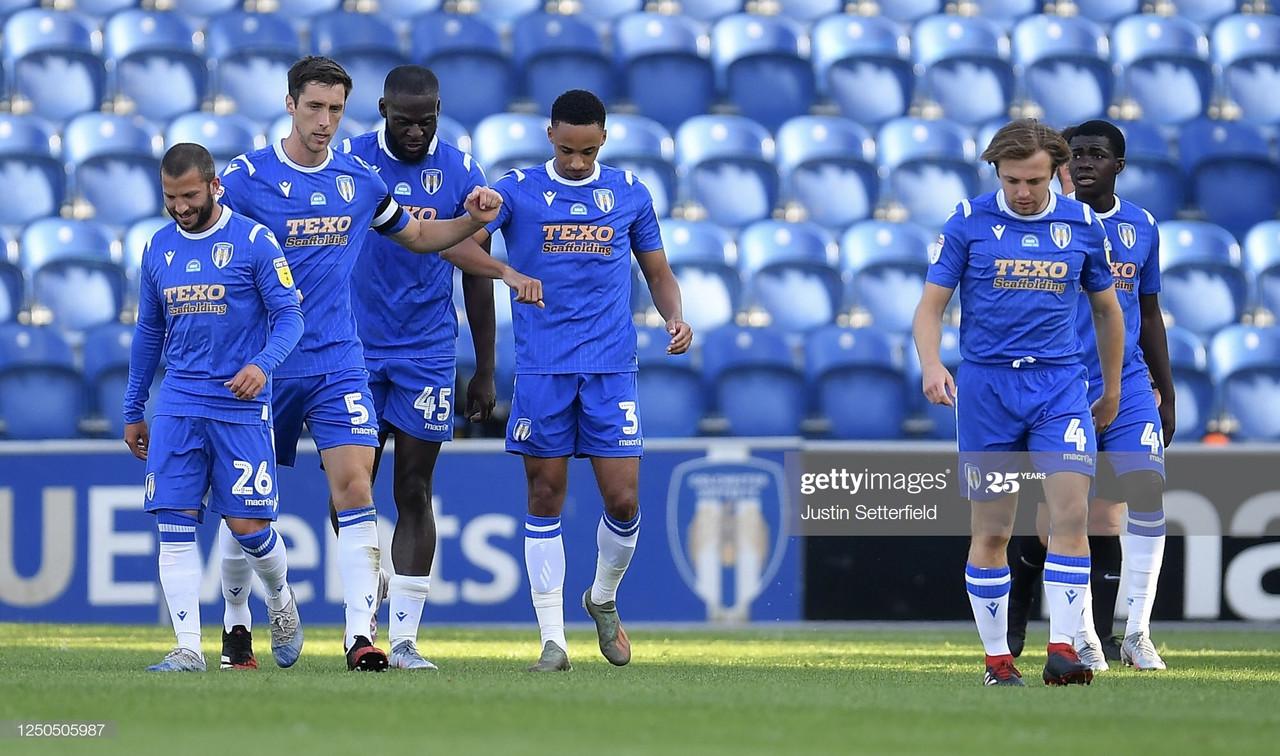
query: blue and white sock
[
  {"left": 1123, "top": 508, "right": 1166, "bottom": 637},
  {"left": 591, "top": 511, "right": 640, "bottom": 606},
  {"left": 157, "top": 511, "right": 202, "bottom": 654},
  {"left": 219, "top": 519, "right": 253, "bottom": 632},
  {"left": 965, "top": 564, "right": 1011, "bottom": 657},
  {"left": 233, "top": 525, "right": 290, "bottom": 612},
  {"left": 524, "top": 514, "right": 567, "bottom": 653},
  {"left": 1043, "top": 552, "right": 1090, "bottom": 646},
  {"left": 336, "top": 506, "right": 381, "bottom": 650}
]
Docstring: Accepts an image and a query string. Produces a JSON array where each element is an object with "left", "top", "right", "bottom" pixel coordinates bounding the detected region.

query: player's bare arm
[
  {"left": 443, "top": 234, "right": 544, "bottom": 307},
  {"left": 1088, "top": 285, "right": 1125, "bottom": 433},
  {"left": 124, "top": 421, "right": 149, "bottom": 461},
  {"left": 635, "top": 248, "right": 692, "bottom": 354},
  {"left": 224, "top": 364, "right": 268, "bottom": 401},
  {"left": 913, "top": 282, "right": 957, "bottom": 407},
  {"left": 1137, "top": 291, "right": 1176, "bottom": 445},
  {"left": 389, "top": 186, "right": 503, "bottom": 254}
]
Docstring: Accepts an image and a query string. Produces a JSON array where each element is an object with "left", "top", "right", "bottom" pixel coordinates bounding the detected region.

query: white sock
[
  {"left": 233, "top": 525, "right": 291, "bottom": 612},
  {"left": 157, "top": 513, "right": 202, "bottom": 654},
  {"left": 591, "top": 511, "right": 639, "bottom": 606},
  {"left": 389, "top": 574, "right": 431, "bottom": 646},
  {"left": 219, "top": 520, "right": 252, "bottom": 632},
  {"left": 525, "top": 514, "right": 567, "bottom": 652},
  {"left": 336, "top": 506, "right": 381, "bottom": 649},
  {"left": 1077, "top": 582, "right": 1102, "bottom": 649},
  {"left": 965, "top": 564, "right": 1010, "bottom": 656},
  {"left": 1123, "top": 508, "right": 1167, "bottom": 637},
  {"left": 1043, "top": 552, "right": 1090, "bottom": 646}
]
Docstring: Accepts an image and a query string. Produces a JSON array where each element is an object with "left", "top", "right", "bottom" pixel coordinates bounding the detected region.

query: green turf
[{"left": 2, "top": 624, "right": 1277, "bottom": 754}]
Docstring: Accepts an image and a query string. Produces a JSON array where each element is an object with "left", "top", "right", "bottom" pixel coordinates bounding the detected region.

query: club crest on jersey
[
  {"left": 421, "top": 169, "right": 443, "bottom": 195},
  {"left": 593, "top": 188, "right": 614, "bottom": 213},
  {"left": 570, "top": 203, "right": 588, "bottom": 216},
  {"left": 394, "top": 182, "right": 411, "bottom": 196},
  {"left": 310, "top": 192, "right": 326, "bottom": 206},
  {"left": 336, "top": 174, "right": 356, "bottom": 203},
  {"left": 211, "top": 242, "right": 233, "bottom": 269},
  {"left": 512, "top": 417, "right": 532, "bottom": 443},
  {"left": 1118, "top": 222, "right": 1137, "bottom": 249},
  {"left": 1050, "top": 222, "right": 1071, "bottom": 249},
  {"left": 929, "top": 235, "right": 943, "bottom": 264},
  {"left": 145, "top": 472, "right": 155, "bottom": 500}
]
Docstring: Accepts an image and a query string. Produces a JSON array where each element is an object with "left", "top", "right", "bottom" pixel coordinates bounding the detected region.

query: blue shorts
[
  {"left": 144, "top": 414, "right": 280, "bottom": 520},
  {"left": 366, "top": 355, "right": 454, "bottom": 443},
  {"left": 957, "top": 361, "right": 1097, "bottom": 502},
  {"left": 273, "top": 368, "right": 380, "bottom": 467},
  {"left": 1097, "top": 372, "right": 1166, "bottom": 481},
  {"left": 506, "top": 372, "right": 643, "bottom": 458}
]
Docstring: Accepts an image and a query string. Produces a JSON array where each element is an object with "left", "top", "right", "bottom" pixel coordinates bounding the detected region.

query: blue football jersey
[
  {"left": 341, "top": 129, "right": 487, "bottom": 359},
  {"left": 124, "top": 208, "right": 303, "bottom": 424},
  {"left": 219, "top": 141, "right": 410, "bottom": 379},
  {"left": 1072, "top": 195, "right": 1161, "bottom": 387},
  {"left": 486, "top": 161, "right": 663, "bottom": 374},
  {"left": 928, "top": 190, "right": 1115, "bottom": 366}
]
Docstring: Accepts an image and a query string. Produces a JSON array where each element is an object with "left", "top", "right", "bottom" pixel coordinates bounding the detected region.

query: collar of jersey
[
  {"left": 176, "top": 204, "right": 233, "bottom": 241},
  {"left": 996, "top": 187, "right": 1057, "bottom": 220},
  {"left": 377, "top": 125, "right": 437, "bottom": 163},
  {"left": 273, "top": 139, "right": 332, "bottom": 173},
  {"left": 1067, "top": 191, "right": 1121, "bottom": 220},
  {"left": 544, "top": 159, "right": 600, "bottom": 186}
]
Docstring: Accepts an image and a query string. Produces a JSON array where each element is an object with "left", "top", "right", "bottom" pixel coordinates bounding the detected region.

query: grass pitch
[{"left": 2, "top": 623, "right": 1277, "bottom": 755}]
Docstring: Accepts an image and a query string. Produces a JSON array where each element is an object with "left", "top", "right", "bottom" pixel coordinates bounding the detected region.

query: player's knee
[
  {"left": 601, "top": 488, "right": 639, "bottom": 522},
  {"left": 392, "top": 473, "right": 433, "bottom": 515},
  {"left": 527, "top": 476, "right": 567, "bottom": 516},
  {"left": 1120, "top": 470, "right": 1164, "bottom": 513},
  {"left": 331, "top": 474, "right": 374, "bottom": 510}
]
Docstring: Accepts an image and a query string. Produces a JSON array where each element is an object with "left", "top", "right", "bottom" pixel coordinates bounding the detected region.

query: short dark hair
[
  {"left": 1062, "top": 120, "right": 1127, "bottom": 160},
  {"left": 980, "top": 118, "right": 1071, "bottom": 170},
  {"left": 550, "top": 89, "right": 606, "bottom": 128},
  {"left": 384, "top": 65, "right": 439, "bottom": 99},
  {"left": 288, "top": 55, "right": 352, "bottom": 103},
  {"left": 161, "top": 143, "right": 216, "bottom": 183}
]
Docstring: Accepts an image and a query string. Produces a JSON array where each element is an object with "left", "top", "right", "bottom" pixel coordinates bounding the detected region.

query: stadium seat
[
  {"left": 1011, "top": 14, "right": 1113, "bottom": 129},
  {"left": 805, "top": 324, "right": 909, "bottom": 439},
  {"left": 165, "top": 113, "right": 263, "bottom": 171},
  {"left": 1244, "top": 220, "right": 1280, "bottom": 317},
  {"left": 775, "top": 115, "right": 879, "bottom": 232},
  {"left": 710, "top": 14, "right": 815, "bottom": 132},
  {"left": 66, "top": 0, "right": 139, "bottom": 16},
  {"left": 0, "top": 260, "right": 23, "bottom": 324},
  {"left": 82, "top": 320, "right": 134, "bottom": 437},
  {"left": 371, "top": 0, "right": 444, "bottom": 20},
  {"left": 512, "top": 12, "right": 616, "bottom": 117},
  {"left": 0, "top": 323, "right": 85, "bottom": 438},
  {"left": 1212, "top": 14, "right": 1280, "bottom": 127},
  {"left": 436, "top": 114, "right": 470, "bottom": 154},
  {"left": 0, "top": 113, "right": 66, "bottom": 226},
  {"left": 470, "top": 113, "right": 549, "bottom": 177},
  {"left": 602, "top": 113, "right": 676, "bottom": 218},
  {"left": 1110, "top": 14, "right": 1213, "bottom": 125},
  {"left": 635, "top": 325, "right": 705, "bottom": 437},
  {"left": 21, "top": 217, "right": 126, "bottom": 333},
  {"left": 877, "top": 117, "right": 980, "bottom": 231},
  {"left": 63, "top": 113, "right": 163, "bottom": 226},
  {"left": 1112, "top": 119, "right": 1186, "bottom": 221},
  {"left": 1176, "top": 0, "right": 1242, "bottom": 26},
  {"left": 469, "top": 0, "right": 543, "bottom": 25},
  {"left": 1158, "top": 220, "right": 1249, "bottom": 337},
  {"left": 121, "top": 215, "right": 168, "bottom": 300},
  {"left": 912, "top": 15, "right": 1015, "bottom": 127},
  {"left": 265, "top": 0, "right": 343, "bottom": 16},
  {"left": 1209, "top": 324, "right": 1280, "bottom": 439},
  {"left": 840, "top": 220, "right": 933, "bottom": 335},
  {"left": 310, "top": 11, "right": 409, "bottom": 124},
  {"left": 411, "top": 13, "right": 516, "bottom": 129},
  {"left": 878, "top": 0, "right": 943, "bottom": 24},
  {"left": 165, "top": 0, "right": 241, "bottom": 17},
  {"left": 701, "top": 324, "right": 807, "bottom": 437},
  {"left": 102, "top": 10, "right": 207, "bottom": 123},
  {"left": 1165, "top": 324, "right": 1214, "bottom": 439},
  {"left": 2, "top": 9, "right": 107, "bottom": 122},
  {"left": 206, "top": 11, "right": 302, "bottom": 124},
  {"left": 657, "top": 218, "right": 739, "bottom": 332},
  {"left": 809, "top": 14, "right": 915, "bottom": 128},
  {"left": 674, "top": 115, "right": 779, "bottom": 230},
  {"left": 675, "top": 0, "right": 745, "bottom": 23},
  {"left": 771, "top": 0, "right": 843, "bottom": 23},
  {"left": 19, "top": 218, "right": 119, "bottom": 271},
  {"left": 612, "top": 12, "right": 715, "bottom": 133},
  {"left": 1177, "top": 118, "right": 1280, "bottom": 240},
  {"left": 903, "top": 323, "right": 960, "bottom": 439},
  {"left": 569, "top": 0, "right": 646, "bottom": 25},
  {"left": 737, "top": 220, "right": 842, "bottom": 333},
  {"left": 1071, "top": 0, "right": 1143, "bottom": 25}
]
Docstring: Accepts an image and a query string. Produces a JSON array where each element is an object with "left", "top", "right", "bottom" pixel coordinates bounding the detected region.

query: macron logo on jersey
[
  {"left": 278, "top": 181, "right": 291, "bottom": 197},
  {"left": 164, "top": 250, "right": 175, "bottom": 266},
  {"left": 992, "top": 224, "right": 1006, "bottom": 240},
  {"left": 543, "top": 191, "right": 556, "bottom": 206}
]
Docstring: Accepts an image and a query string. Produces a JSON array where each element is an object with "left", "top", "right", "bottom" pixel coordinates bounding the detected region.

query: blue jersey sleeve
[
  {"left": 218, "top": 156, "right": 251, "bottom": 214},
  {"left": 246, "top": 227, "right": 304, "bottom": 376},
  {"left": 926, "top": 205, "right": 968, "bottom": 289},
  {"left": 628, "top": 177, "right": 664, "bottom": 253},
  {"left": 1081, "top": 215, "right": 1116, "bottom": 293},
  {"left": 1138, "top": 213, "right": 1161, "bottom": 295},
  {"left": 455, "top": 155, "right": 487, "bottom": 218},
  {"left": 122, "top": 246, "right": 165, "bottom": 424},
  {"left": 485, "top": 171, "right": 519, "bottom": 235}
]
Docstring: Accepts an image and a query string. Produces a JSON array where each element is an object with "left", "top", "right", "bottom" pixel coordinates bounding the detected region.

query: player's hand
[
  {"left": 1090, "top": 392, "right": 1120, "bottom": 436},
  {"left": 666, "top": 318, "right": 693, "bottom": 355},
  {"left": 466, "top": 370, "right": 497, "bottom": 423},
  {"left": 1156, "top": 390, "right": 1176, "bottom": 447},
  {"left": 921, "top": 363, "right": 955, "bottom": 406},
  {"left": 464, "top": 186, "right": 503, "bottom": 225},
  {"left": 225, "top": 364, "right": 267, "bottom": 400},
  {"left": 125, "top": 421, "right": 150, "bottom": 461},
  {"left": 502, "top": 267, "right": 544, "bottom": 308}
]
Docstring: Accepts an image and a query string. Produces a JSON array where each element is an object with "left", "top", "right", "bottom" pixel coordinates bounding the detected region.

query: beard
[{"left": 170, "top": 193, "right": 216, "bottom": 232}]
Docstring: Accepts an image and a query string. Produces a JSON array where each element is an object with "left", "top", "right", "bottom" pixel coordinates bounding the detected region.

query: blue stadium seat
[
  {"left": 737, "top": 220, "right": 842, "bottom": 333},
  {"left": 601, "top": 113, "right": 676, "bottom": 218},
  {"left": 772, "top": 0, "right": 842, "bottom": 23},
  {"left": 512, "top": 12, "right": 616, "bottom": 116},
  {"left": 2, "top": 9, "right": 107, "bottom": 122},
  {"left": 82, "top": 320, "right": 134, "bottom": 437},
  {"left": 1112, "top": 119, "right": 1185, "bottom": 221},
  {"left": 121, "top": 215, "right": 168, "bottom": 294},
  {"left": 1244, "top": 220, "right": 1280, "bottom": 317},
  {"left": 635, "top": 325, "right": 704, "bottom": 437},
  {"left": 411, "top": 13, "right": 515, "bottom": 129},
  {"left": 961, "top": 0, "right": 1042, "bottom": 25},
  {"left": 0, "top": 260, "right": 23, "bottom": 323},
  {"left": 701, "top": 324, "right": 806, "bottom": 436},
  {"left": 572, "top": 0, "right": 646, "bottom": 24},
  {"left": 470, "top": 113, "right": 548, "bottom": 177},
  {"left": 469, "top": 0, "right": 542, "bottom": 25},
  {"left": 1011, "top": 14, "right": 1113, "bottom": 129},
  {"left": 165, "top": 113, "right": 263, "bottom": 171},
  {"left": 0, "top": 323, "right": 85, "bottom": 438},
  {"left": 21, "top": 218, "right": 126, "bottom": 331},
  {"left": 674, "top": 115, "right": 778, "bottom": 230},
  {"left": 903, "top": 323, "right": 960, "bottom": 439},
  {"left": 310, "top": 12, "right": 409, "bottom": 124},
  {"left": 878, "top": 0, "right": 943, "bottom": 23},
  {"left": 436, "top": 114, "right": 470, "bottom": 154},
  {"left": 165, "top": 0, "right": 241, "bottom": 17},
  {"left": 371, "top": 0, "right": 444, "bottom": 19},
  {"left": 710, "top": 14, "right": 815, "bottom": 132},
  {"left": 1110, "top": 14, "right": 1213, "bottom": 125},
  {"left": 102, "top": 10, "right": 206, "bottom": 124},
  {"left": 1178, "top": 118, "right": 1280, "bottom": 239},
  {"left": 1176, "top": 0, "right": 1243, "bottom": 26},
  {"left": 0, "top": 0, "right": 38, "bottom": 20},
  {"left": 775, "top": 115, "right": 879, "bottom": 232},
  {"left": 1165, "top": 324, "right": 1214, "bottom": 439},
  {"left": 657, "top": 218, "right": 739, "bottom": 332},
  {"left": 1158, "top": 220, "right": 1249, "bottom": 337},
  {"left": 805, "top": 324, "right": 909, "bottom": 439},
  {"left": 206, "top": 11, "right": 302, "bottom": 125},
  {"left": 268, "top": 0, "right": 343, "bottom": 16},
  {"left": 63, "top": 113, "right": 163, "bottom": 226},
  {"left": 1072, "top": 0, "right": 1142, "bottom": 25},
  {"left": 0, "top": 113, "right": 66, "bottom": 226},
  {"left": 912, "top": 15, "right": 1015, "bottom": 127},
  {"left": 810, "top": 14, "right": 915, "bottom": 128},
  {"left": 1212, "top": 13, "right": 1280, "bottom": 128},
  {"left": 1209, "top": 324, "right": 1280, "bottom": 439},
  {"left": 612, "top": 12, "right": 714, "bottom": 132},
  {"left": 839, "top": 220, "right": 933, "bottom": 335},
  {"left": 675, "top": 0, "right": 744, "bottom": 23},
  {"left": 19, "top": 218, "right": 118, "bottom": 271},
  {"left": 877, "top": 117, "right": 980, "bottom": 231}
]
